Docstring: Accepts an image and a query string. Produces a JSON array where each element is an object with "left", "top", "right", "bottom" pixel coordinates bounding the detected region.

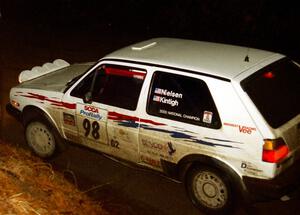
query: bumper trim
[{"left": 243, "top": 159, "right": 300, "bottom": 201}]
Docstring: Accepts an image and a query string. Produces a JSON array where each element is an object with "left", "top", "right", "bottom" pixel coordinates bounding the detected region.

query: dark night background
[{"left": 1, "top": 0, "right": 300, "bottom": 59}]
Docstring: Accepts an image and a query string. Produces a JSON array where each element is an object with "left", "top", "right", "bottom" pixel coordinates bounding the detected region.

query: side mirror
[{"left": 83, "top": 91, "right": 92, "bottom": 104}]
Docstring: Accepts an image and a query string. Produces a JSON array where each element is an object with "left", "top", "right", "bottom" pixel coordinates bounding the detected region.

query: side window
[
  {"left": 147, "top": 71, "right": 221, "bottom": 128},
  {"left": 71, "top": 64, "right": 146, "bottom": 110},
  {"left": 70, "top": 70, "right": 95, "bottom": 99}
]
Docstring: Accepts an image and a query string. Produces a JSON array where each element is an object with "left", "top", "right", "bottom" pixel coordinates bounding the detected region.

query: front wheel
[
  {"left": 25, "top": 120, "right": 58, "bottom": 158},
  {"left": 186, "top": 165, "right": 234, "bottom": 215}
]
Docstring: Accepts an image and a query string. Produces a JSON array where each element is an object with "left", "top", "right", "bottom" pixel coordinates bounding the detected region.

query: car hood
[{"left": 17, "top": 62, "right": 94, "bottom": 92}]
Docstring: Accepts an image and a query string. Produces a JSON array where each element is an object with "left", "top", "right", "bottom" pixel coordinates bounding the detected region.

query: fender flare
[
  {"left": 22, "top": 105, "right": 61, "bottom": 136},
  {"left": 161, "top": 154, "right": 251, "bottom": 202}
]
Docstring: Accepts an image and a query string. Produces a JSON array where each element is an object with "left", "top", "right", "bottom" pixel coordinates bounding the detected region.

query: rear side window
[
  {"left": 241, "top": 58, "right": 300, "bottom": 128},
  {"left": 147, "top": 71, "right": 221, "bottom": 128},
  {"left": 71, "top": 64, "right": 146, "bottom": 110}
]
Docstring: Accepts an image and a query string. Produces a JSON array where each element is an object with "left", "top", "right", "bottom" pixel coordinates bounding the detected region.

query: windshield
[{"left": 241, "top": 58, "right": 300, "bottom": 128}]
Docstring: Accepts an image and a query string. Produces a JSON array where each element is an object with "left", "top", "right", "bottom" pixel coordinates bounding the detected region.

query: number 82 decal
[{"left": 83, "top": 118, "right": 100, "bottom": 139}]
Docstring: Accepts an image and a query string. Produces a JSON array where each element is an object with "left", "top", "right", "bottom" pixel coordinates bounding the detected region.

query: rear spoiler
[{"left": 18, "top": 59, "right": 70, "bottom": 83}]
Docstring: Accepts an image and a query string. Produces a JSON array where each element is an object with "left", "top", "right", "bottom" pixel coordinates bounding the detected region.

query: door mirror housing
[{"left": 83, "top": 91, "right": 93, "bottom": 104}]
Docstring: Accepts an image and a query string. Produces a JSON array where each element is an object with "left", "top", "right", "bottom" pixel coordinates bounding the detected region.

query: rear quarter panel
[
  {"left": 233, "top": 54, "right": 300, "bottom": 177},
  {"left": 137, "top": 66, "right": 272, "bottom": 179},
  {"left": 206, "top": 77, "right": 270, "bottom": 178}
]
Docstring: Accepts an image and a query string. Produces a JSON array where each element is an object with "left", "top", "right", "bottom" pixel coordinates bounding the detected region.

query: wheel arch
[
  {"left": 174, "top": 154, "right": 249, "bottom": 200},
  {"left": 22, "top": 105, "right": 61, "bottom": 135},
  {"left": 178, "top": 154, "right": 237, "bottom": 180}
]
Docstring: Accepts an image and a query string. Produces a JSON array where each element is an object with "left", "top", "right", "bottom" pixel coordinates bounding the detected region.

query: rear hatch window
[{"left": 241, "top": 58, "right": 300, "bottom": 128}]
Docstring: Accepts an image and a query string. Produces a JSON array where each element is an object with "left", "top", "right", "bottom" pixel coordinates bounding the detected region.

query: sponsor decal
[
  {"left": 159, "top": 109, "right": 201, "bottom": 122},
  {"left": 84, "top": 105, "right": 99, "bottom": 113},
  {"left": 203, "top": 111, "right": 213, "bottom": 124},
  {"left": 159, "top": 109, "right": 182, "bottom": 117},
  {"left": 145, "top": 151, "right": 174, "bottom": 160},
  {"left": 110, "top": 139, "right": 120, "bottom": 149},
  {"left": 241, "top": 161, "right": 263, "bottom": 176},
  {"left": 142, "top": 138, "right": 166, "bottom": 151},
  {"left": 80, "top": 105, "right": 102, "bottom": 121},
  {"left": 224, "top": 122, "right": 256, "bottom": 135},
  {"left": 63, "top": 113, "right": 75, "bottom": 126},
  {"left": 20, "top": 92, "right": 76, "bottom": 109},
  {"left": 140, "top": 155, "right": 161, "bottom": 168},
  {"left": 183, "top": 114, "right": 200, "bottom": 121},
  {"left": 238, "top": 126, "right": 255, "bottom": 134},
  {"left": 141, "top": 139, "right": 176, "bottom": 157},
  {"left": 167, "top": 142, "right": 176, "bottom": 155}
]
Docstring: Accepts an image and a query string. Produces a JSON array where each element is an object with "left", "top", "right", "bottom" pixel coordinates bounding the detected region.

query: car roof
[{"left": 103, "top": 38, "right": 283, "bottom": 80}]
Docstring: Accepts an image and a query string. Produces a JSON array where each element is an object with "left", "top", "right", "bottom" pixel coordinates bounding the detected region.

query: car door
[
  {"left": 66, "top": 62, "right": 147, "bottom": 162},
  {"left": 62, "top": 66, "right": 109, "bottom": 151},
  {"left": 139, "top": 70, "right": 223, "bottom": 170}
]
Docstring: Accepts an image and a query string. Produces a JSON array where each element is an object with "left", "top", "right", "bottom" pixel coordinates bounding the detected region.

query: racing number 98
[{"left": 83, "top": 119, "right": 100, "bottom": 139}]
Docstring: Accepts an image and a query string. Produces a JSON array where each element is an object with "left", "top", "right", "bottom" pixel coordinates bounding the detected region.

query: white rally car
[{"left": 7, "top": 38, "right": 300, "bottom": 214}]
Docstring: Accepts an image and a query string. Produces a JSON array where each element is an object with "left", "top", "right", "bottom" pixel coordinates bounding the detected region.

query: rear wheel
[
  {"left": 25, "top": 118, "right": 61, "bottom": 158},
  {"left": 186, "top": 165, "right": 234, "bottom": 215}
]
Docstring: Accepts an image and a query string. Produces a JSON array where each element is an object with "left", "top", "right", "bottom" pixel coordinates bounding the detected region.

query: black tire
[
  {"left": 186, "top": 165, "right": 234, "bottom": 215},
  {"left": 24, "top": 116, "right": 65, "bottom": 158}
]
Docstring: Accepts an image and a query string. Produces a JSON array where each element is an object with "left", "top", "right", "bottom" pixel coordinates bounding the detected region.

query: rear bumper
[
  {"left": 6, "top": 103, "right": 22, "bottom": 122},
  {"left": 243, "top": 158, "right": 300, "bottom": 201}
]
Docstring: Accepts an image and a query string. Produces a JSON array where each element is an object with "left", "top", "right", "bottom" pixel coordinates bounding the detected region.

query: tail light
[{"left": 262, "top": 138, "right": 289, "bottom": 163}]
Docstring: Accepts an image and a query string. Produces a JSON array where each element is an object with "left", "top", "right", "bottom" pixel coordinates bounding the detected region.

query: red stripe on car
[{"left": 108, "top": 111, "right": 164, "bottom": 126}]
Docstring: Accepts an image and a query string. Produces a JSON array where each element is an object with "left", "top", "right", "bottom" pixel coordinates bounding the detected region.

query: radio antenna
[{"left": 244, "top": 48, "right": 250, "bottom": 62}]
